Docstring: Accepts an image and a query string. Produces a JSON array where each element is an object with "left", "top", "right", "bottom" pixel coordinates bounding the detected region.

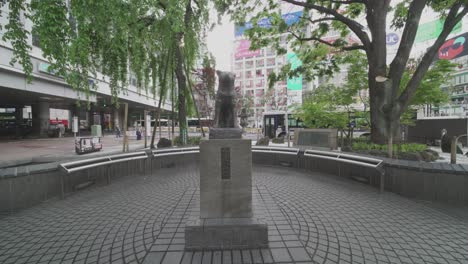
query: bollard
[{"left": 451, "top": 136, "right": 457, "bottom": 164}]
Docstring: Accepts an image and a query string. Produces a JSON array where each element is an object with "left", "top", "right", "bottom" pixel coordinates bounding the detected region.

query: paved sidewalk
[
  {"left": 1, "top": 165, "right": 467, "bottom": 264},
  {"left": 0, "top": 136, "right": 146, "bottom": 166}
]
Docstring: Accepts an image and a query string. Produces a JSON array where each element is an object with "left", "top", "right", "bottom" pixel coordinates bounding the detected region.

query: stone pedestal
[
  {"left": 185, "top": 217, "right": 268, "bottom": 250},
  {"left": 185, "top": 137, "right": 268, "bottom": 250}
]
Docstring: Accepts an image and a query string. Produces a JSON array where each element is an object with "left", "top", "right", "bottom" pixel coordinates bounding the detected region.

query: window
[
  {"left": 256, "top": 59, "right": 264, "bottom": 68},
  {"left": 266, "top": 48, "right": 275, "bottom": 56},
  {"left": 245, "top": 71, "right": 253, "bottom": 79},
  {"left": 255, "top": 79, "right": 264, "bottom": 87},
  {"left": 266, "top": 69, "right": 274, "bottom": 76},
  {"left": 267, "top": 58, "right": 275, "bottom": 67},
  {"left": 235, "top": 62, "right": 243, "bottom": 70},
  {"left": 256, "top": 70, "right": 264, "bottom": 77},
  {"left": 245, "top": 61, "right": 254, "bottom": 69},
  {"left": 32, "top": 33, "right": 40, "bottom": 48}
]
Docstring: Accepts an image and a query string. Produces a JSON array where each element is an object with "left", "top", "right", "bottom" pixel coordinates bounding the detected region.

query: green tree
[
  {"left": 1, "top": 0, "right": 213, "bottom": 146},
  {"left": 298, "top": 53, "right": 455, "bottom": 138},
  {"left": 297, "top": 84, "right": 349, "bottom": 130},
  {"left": 239, "top": 96, "right": 254, "bottom": 128},
  {"left": 217, "top": 0, "right": 467, "bottom": 144}
]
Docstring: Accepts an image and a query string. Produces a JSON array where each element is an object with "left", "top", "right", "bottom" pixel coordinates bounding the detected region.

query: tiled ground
[{"left": 1, "top": 164, "right": 468, "bottom": 264}]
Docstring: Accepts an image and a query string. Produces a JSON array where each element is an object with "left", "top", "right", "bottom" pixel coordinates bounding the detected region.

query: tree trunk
[
  {"left": 150, "top": 94, "right": 163, "bottom": 149},
  {"left": 190, "top": 86, "right": 206, "bottom": 138},
  {"left": 175, "top": 44, "right": 188, "bottom": 145},
  {"left": 366, "top": 1, "right": 402, "bottom": 145},
  {"left": 368, "top": 77, "right": 402, "bottom": 144},
  {"left": 171, "top": 74, "right": 175, "bottom": 139}
]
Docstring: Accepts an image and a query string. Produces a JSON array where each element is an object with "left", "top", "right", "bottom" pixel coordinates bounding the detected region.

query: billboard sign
[
  {"left": 286, "top": 53, "right": 302, "bottom": 91},
  {"left": 436, "top": 32, "right": 468, "bottom": 61},
  {"left": 234, "top": 39, "right": 261, "bottom": 59},
  {"left": 235, "top": 11, "right": 302, "bottom": 37},
  {"left": 415, "top": 19, "right": 461, "bottom": 43}
]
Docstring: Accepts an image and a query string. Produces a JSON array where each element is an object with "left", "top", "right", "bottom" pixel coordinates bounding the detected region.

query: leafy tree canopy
[{"left": 0, "top": 0, "right": 212, "bottom": 105}]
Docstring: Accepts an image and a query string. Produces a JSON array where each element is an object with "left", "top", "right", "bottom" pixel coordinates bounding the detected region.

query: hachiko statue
[{"left": 213, "top": 71, "right": 238, "bottom": 128}]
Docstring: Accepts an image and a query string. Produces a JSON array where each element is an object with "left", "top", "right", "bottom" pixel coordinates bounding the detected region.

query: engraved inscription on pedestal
[
  {"left": 200, "top": 140, "right": 252, "bottom": 218},
  {"left": 221, "top": 147, "right": 231, "bottom": 180}
]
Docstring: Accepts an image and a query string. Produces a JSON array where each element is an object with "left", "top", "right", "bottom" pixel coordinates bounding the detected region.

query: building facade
[
  {"left": 0, "top": 3, "right": 171, "bottom": 137},
  {"left": 232, "top": 11, "right": 311, "bottom": 128}
]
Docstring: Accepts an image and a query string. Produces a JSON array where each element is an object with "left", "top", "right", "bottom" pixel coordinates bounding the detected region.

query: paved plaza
[{"left": 1, "top": 165, "right": 468, "bottom": 264}]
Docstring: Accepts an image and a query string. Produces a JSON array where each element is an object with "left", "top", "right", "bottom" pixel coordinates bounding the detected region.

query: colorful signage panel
[
  {"left": 415, "top": 18, "right": 461, "bottom": 43},
  {"left": 235, "top": 11, "right": 303, "bottom": 37},
  {"left": 286, "top": 53, "right": 302, "bottom": 91},
  {"left": 234, "top": 39, "right": 261, "bottom": 59},
  {"left": 436, "top": 32, "right": 468, "bottom": 61}
]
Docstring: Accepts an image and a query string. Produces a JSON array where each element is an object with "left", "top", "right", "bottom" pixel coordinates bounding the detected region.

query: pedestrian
[
  {"left": 136, "top": 129, "right": 142, "bottom": 140},
  {"left": 116, "top": 126, "right": 121, "bottom": 138}
]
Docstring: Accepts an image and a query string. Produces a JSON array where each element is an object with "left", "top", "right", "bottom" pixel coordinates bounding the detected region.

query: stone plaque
[
  {"left": 294, "top": 128, "right": 338, "bottom": 149},
  {"left": 221, "top": 147, "right": 231, "bottom": 180}
]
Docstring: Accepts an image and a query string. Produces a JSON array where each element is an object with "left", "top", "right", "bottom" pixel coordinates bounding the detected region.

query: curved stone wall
[{"left": 1, "top": 149, "right": 467, "bottom": 213}]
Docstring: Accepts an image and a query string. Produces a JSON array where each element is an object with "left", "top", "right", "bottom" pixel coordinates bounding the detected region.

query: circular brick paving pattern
[{"left": 0, "top": 164, "right": 467, "bottom": 264}]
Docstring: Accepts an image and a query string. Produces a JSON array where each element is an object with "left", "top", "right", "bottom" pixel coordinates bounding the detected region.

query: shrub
[
  {"left": 272, "top": 137, "right": 284, "bottom": 144},
  {"left": 256, "top": 137, "right": 270, "bottom": 146},
  {"left": 157, "top": 138, "right": 172, "bottom": 148},
  {"left": 351, "top": 142, "right": 428, "bottom": 153},
  {"left": 173, "top": 136, "right": 202, "bottom": 146},
  {"left": 173, "top": 136, "right": 183, "bottom": 146},
  {"left": 188, "top": 136, "right": 202, "bottom": 146},
  {"left": 351, "top": 142, "right": 431, "bottom": 160}
]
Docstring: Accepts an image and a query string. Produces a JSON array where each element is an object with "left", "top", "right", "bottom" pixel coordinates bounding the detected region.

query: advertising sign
[
  {"left": 235, "top": 11, "right": 303, "bottom": 36},
  {"left": 436, "top": 32, "right": 468, "bottom": 61},
  {"left": 286, "top": 53, "right": 302, "bottom": 91},
  {"left": 234, "top": 39, "right": 261, "bottom": 59},
  {"left": 415, "top": 19, "right": 461, "bottom": 43},
  {"left": 386, "top": 33, "right": 399, "bottom": 45}
]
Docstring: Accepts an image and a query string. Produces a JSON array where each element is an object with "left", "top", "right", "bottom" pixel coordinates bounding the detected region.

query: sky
[{"left": 206, "top": 11, "right": 235, "bottom": 72}]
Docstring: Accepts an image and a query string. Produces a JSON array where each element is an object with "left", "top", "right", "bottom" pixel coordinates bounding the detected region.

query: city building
[
  {"left": 232, "top": 11, "right": 312, "bottom": 128},
  {"left": 0, "top": 4, "right": 171, "bottom": 138}
]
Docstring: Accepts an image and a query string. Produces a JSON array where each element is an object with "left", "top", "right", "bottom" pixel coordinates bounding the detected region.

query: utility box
[{"left": 91, "top": 125, "right": 102, "bottom": 137}]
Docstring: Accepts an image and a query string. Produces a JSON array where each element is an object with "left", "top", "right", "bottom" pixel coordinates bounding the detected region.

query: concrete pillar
[
  {"left": 32, "top": 101, "right": 50, "bottom": 137},
  {"left": 114, "top": 108, "right": 120, "bottom": 130},
  {"left": 70, "top": 104, "right": 81, "bottom": 136},
  {"left": 15, "top": 106, "right": 24, "bottom": 138}
]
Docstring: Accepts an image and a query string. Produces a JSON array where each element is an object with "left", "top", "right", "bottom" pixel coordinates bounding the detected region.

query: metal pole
[
  {"left": 451, "top": 136, "right": 457, "bottom": 164},
  {"left": 285, "top": 111, "right": 290, "bottom": 147},
  {"left": 123, "top": 103, "right": 129, "bottom": 152},
  {"left": 144, "top": 110, "right": 148, "bottom": 148}
]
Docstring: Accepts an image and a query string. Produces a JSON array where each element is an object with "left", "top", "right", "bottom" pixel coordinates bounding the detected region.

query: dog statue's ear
[{"left": 216, "top": 70, "right": 222, "bottom": 77}]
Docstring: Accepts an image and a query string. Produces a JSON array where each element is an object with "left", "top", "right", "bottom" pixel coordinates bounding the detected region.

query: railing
[
  {"left": 59, "top": 151, "right": 148, "bottom": 198},
  {"left": 152, "top": 147, "right": 200, "bottom": 157},
  {"left": 60, "top": 152, "right": 148, "bottom": 173},
  {"left": 252, "top": 146, "right": 300, "bottom": 155},
  {"left": 304, "top": 149, "right": 385, "bottom": 192}
]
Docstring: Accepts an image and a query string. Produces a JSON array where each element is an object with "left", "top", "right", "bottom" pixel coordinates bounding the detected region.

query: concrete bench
[
  {"left": 304, "top": 149, "right": 385, "bottom": 192},
  {"left": 59, "top": 151, "right": 148, "bottom": 197}
]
